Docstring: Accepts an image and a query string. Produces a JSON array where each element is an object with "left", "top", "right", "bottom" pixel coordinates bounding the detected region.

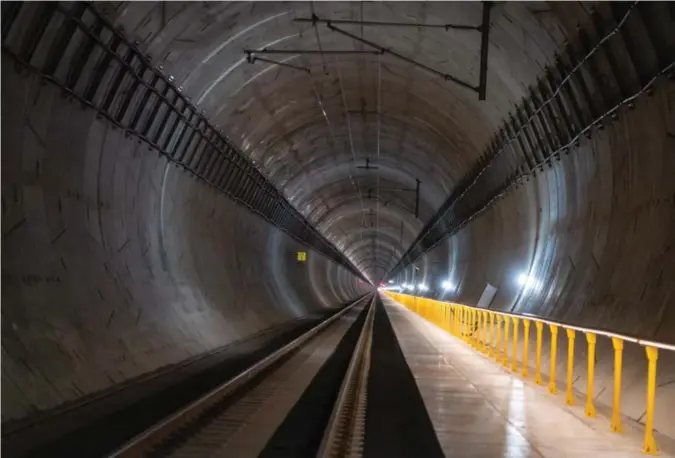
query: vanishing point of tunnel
[{"left": 1, "top": 1, "right": 675, "bottom": 457}]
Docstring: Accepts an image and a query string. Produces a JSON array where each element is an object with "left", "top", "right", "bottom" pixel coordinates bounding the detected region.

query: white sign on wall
[{"left": 477, "top": 283, "right": 498, "bottom": 309}]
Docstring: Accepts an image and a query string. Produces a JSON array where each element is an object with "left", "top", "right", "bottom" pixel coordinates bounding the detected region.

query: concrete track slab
[{"left": 382, "top": 296, "right": 675, "bottom": 458}]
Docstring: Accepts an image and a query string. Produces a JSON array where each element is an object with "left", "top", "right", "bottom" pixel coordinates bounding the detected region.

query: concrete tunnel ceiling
[{"left": 100, "top": 1, "right": 572, "bottom": 283}]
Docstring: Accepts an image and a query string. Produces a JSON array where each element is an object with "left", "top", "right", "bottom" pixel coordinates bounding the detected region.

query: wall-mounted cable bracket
[
  {"left": 295, "top": 15, "right": 480, "bottom": 31},
  {"left": 244, "top": 49, "right": 381, "bottom": 56},
  {"left": 245, "top": 52, "right": 311, "bottom": 73},
  {"left": 297, "top": 2, "right": 493, "bottom": 99},
  {"left": 325, "top": 22, "right": 478, "bottom": 93}
]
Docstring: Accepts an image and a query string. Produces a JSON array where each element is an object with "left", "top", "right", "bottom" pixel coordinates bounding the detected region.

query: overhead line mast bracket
[
  {"left": 292, "top": 1, "right": 493, "bottom": 100},
  {"left": 295, "top": 14, "right": 481, "bottom": 31},
  {"left": 245, "top": 52, "right": 311, "bottom": 73}
]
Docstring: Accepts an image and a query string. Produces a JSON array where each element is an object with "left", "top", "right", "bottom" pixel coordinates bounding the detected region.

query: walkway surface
[{"left": 382, "top": 295, "right": 674, "bottom": 458}]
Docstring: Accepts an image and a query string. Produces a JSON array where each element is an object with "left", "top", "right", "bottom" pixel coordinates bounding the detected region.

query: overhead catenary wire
[
  {"left": 296, "top": 1, "right": 367, "bottom": 271},
  {"left": 375, "top": 5, "right": 383, "bottom": 283}
]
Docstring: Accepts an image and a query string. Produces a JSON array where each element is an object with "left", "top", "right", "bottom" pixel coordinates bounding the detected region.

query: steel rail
[
  {"left": 317, "top": 295, "right": 376, "bottom": 458},
  {"left": 107, "top": 294, "right": 372, "bottom": 457}
]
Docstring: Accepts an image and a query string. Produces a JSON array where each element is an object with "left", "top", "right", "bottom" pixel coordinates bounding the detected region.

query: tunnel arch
[{"left": 2, "top": 1, "right": 674, "bottom": 444}]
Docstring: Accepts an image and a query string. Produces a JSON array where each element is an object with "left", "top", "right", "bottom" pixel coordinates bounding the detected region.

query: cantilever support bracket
[
  {"left": 300, "top": 1, "right": 492, "bottom": 100},
  {"left": 295, "top": 15, "right": 480, "bottom": 31},
  {"left": 326, "top": 22, "right": 478, "bottom": 93},
  {"left": 244, "top": 49, "right": 380, "bottom": 56},
  {"left": 478, "top": 1, "right": 493, "bottom": 100},
  {"left": 246, "top": 51, "right": 311, "bottom": 74}
]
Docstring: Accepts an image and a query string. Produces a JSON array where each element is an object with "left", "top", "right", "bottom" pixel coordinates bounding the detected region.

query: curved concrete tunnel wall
[{"left": 1, "top": 57, "right": 367, "bottom": 422}]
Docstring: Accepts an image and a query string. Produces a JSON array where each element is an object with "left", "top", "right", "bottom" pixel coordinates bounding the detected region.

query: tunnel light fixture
[
  {"left": 517, "top": 273, "right": 540, "bottom": 292},
  {"left": 441, "top": 280, "right": 455, "bottom": 290},
  {"left": 517, "top": 273, "right": 535, "bottom": 287},
  {"left": 388, "top": 280, "right": 394, "bottom": 284},
  {"left": 417, "top": 283, "right": 429, "bottom": 292}
]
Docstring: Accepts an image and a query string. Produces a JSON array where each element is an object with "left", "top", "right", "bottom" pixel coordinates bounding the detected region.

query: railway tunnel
[{"left": 1, "top": 1, "right": 675, "bottom": 457}]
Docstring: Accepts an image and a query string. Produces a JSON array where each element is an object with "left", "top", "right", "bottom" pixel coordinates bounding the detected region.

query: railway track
[
  {"left": 317, "top": 296, "right": 375, "bottom": 458},
  {"left": 106, "top": 294, "right": 376, "bottom": 458}
]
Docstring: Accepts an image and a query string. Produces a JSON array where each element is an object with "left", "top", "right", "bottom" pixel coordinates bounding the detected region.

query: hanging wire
[
  {"left": 292, "top": 2, "right": 367, "bottom": 267},
  {"left": 329, "top": 7, "right": 367, "bottom": 255},
  {"left": 375, "top": 9, "right": 383, "bottom": 282}
]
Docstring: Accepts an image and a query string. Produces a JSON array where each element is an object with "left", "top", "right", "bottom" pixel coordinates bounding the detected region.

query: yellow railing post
[
  {"left": 477, "top": 311, "right": 483, "bottom": 352},
  {"left": 396, "top": 293, "right": 674, "bottom": 458},
  {"left": 439, "top": 302, "right": 443, "bottom": 328},
  {"left": 611, "top": 337, "right": 624, "bottom": 433},
  {"left": 463, "top": 307, "right": 469, "bottom": 342},
  {"left": 642, "top": 346, "right": 659, "bottom": 455},
  {"left": 549, "top": 324, "right": 559, "bottom": 394},
  {"left": 585, "top": 332, "right": 597, "bottom": 417},
  {"left": 438, "top": 303, "right": 443, "bottom": 330},
  {"left": 449, "top": 305, "right": 454, "bottom": 335},
  {"left": 454, "top": 306, "right": 459, "bottom": 336},
  {"left": 474, "top": 310, "right": 483, "bottom": 352},
  {"left": 503, "top": 316, "right": 511, "bottom": 368},
  {"left": 535, "top": 321, "right": 544, "bottom": 385},
  {"left": 482, "top": 311, "right": 488, "bottom": 354},
  {"left": 488, "top": 312, "right": 495, "bottom": 356},
  {"left": 446, "top": 304, "right": 451, "bottom": 332},
  {"left": 565, "top": 328, "right": 576, "bottom": 405},
  {"left": 474, "top": 309, "right": 483, "bottom": 351},
  {"left": 495, "top": 315, "right": 502, "bottom": 362},
  {"left": 511, "top": 317, "right": 520, "bottom": 372},
  {"left": 486, "top": 312, "right": 490, "bottom": 351},
  {"left": 469, "top": 309, "right": 476, "bottom": 348},
  {"left": 522, "top": 319, "right": 531, "bottom": 379}
]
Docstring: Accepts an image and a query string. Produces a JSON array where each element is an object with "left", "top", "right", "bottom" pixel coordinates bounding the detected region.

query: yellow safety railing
[{"left": 384, "top": 291, "right": 675, "bottom": 455}]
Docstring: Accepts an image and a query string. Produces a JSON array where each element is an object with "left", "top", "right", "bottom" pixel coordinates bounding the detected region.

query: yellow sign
[{"left": 297, "top": 251, "right": 307, "bottom": 262}]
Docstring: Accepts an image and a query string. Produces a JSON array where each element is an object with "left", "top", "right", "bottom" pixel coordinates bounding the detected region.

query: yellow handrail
[{"left": 383, "top": 291, "right": 674, "bottom": 455}]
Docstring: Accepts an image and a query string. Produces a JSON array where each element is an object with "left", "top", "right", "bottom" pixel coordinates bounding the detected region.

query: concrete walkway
[{"left": 382, "top": 296, "right": 674, "bottom": 458}]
